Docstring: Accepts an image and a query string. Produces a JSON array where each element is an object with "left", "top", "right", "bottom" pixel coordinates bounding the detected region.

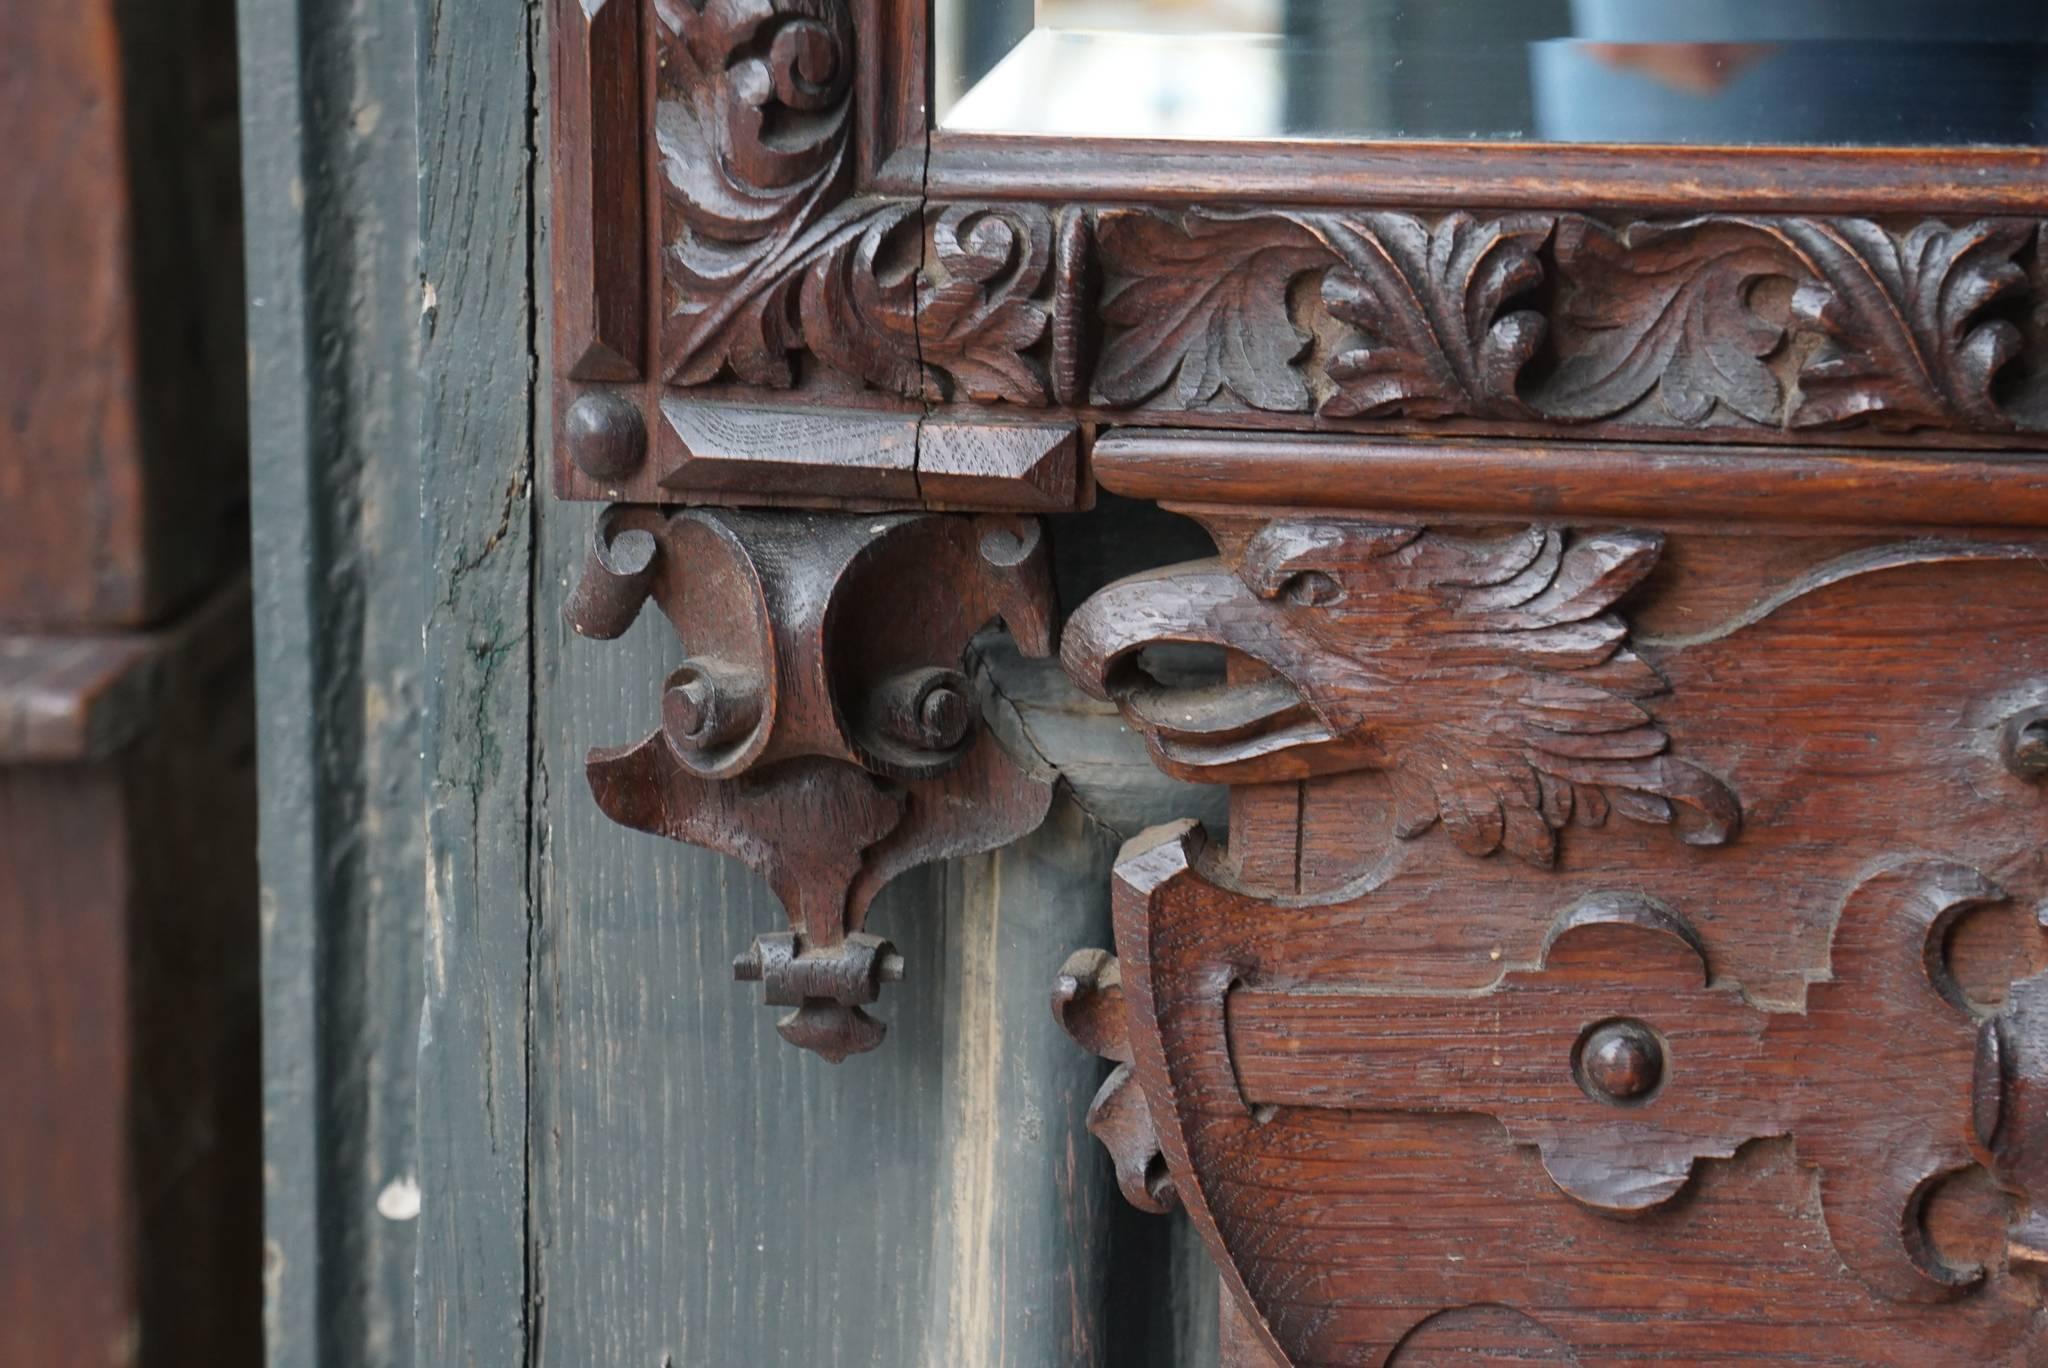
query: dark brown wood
[
  {"left": 572, "top": 505, "right": 1059, "bottom": 1059},
  {"left": 1054, "top": 948, "right": 1174, "bottom": 1216},
  {"left": 0, "top": 635, "right": 162, "bottom": 763},
  {"left": 549, "top": 0, "right": 2048, "bottom": 526},
  {"left": 916, "top": 132, "right": 2048, "bottom": 218},
  {"left": 657, "top": 400, "right": 920, "bottom": 503},
  {"left": 1051, "top": 447, "right": 2048, "bottom": 1361},
  {"left": 1093, "top": 430, "right": 2048, "bottom": 531},
  {"left": 551, "top": 0, "right": 643, "bottom": 380},
  {"left": 2, "top": 0, "right": 246, "bottom": 628},
  {"left": 545, "top": 0, "right": 2048, "bottom": 1360},
  {"left": 0, "top": 581, "right": 257, "bottom": 1368}
]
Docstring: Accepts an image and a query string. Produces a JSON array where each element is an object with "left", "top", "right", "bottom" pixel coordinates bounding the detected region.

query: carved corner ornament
[
  {"left": 1062, "top": 516, "right": 1740, "bottom": 867},
  {"left": 569, "top": 505, "right": 1058, "bottom": 1061},
  {"left": 655, "top": 0, "right": 1093, "bottom": 406}
]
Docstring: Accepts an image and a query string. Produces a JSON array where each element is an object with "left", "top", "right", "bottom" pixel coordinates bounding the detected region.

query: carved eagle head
[{"left": 1062, "top": 519, "right": 1740, "bottom": 867}]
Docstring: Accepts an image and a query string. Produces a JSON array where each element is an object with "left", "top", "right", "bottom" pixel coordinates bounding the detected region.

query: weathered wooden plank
[
  {"left": 415, "top": 0, "right": 536, "bottom": 1360},
  {"left": 241, "top": 0, "right": 427, "bottom": 1357},
  {"left": 915, "top": 797, "right": 1133, "bottom": 1366}
]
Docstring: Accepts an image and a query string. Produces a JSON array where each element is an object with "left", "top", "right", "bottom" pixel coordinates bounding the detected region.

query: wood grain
[
  {"left": 417, "top": 0, "right": 537, "bottom": 1358},
  {"left": 1092, "top": 430, "right": 2048, "bottom": 532}
]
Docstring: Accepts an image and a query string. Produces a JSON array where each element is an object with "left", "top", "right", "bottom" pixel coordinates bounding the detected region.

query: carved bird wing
[
  {"left": 1236, "top": 521, "right": 1741, "bottom": 866},
  {"left": 1062, "top": 519, "right": 1740, "bottom": 868}
]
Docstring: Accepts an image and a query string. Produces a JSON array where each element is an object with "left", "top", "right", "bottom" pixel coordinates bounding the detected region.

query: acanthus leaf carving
[
  {"left": 1092, "top": 210, "right": 1333, "bottom": 412},
  {"left": 794, "top": 201, "right": 925, "bottom": 395},
  {"left": 911, "top": 205, "right": 1056, "bottom": 405},
  {"left": 1062, "top": 518, "right": 1740, "bottom": 868},
  {"left": 1320, "top": 210, "right": 1551, "bottom": 420},
  {"left": 656, "top": 0, "right": 861, "bottom": 387},
  {"left": 1784, "top": 216, "right": 2033, "bottom": 431},
  {"left": 777, "top": 202, "right": 1062, "bottom": 404},
  {"left": 1532, "top": 215, "right": 1796, "bottom": 426}
]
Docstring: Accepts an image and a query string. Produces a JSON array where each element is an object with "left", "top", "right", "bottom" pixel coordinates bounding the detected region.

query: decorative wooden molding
[
  {"left": 1062, "top": 517, "right": 1740, "bottom": 868},
  {"left": 553, "top": 0, "right": 2048, "bottom": 519},
  {"left": 569, "top": 505, "right": 1058, "bottom": 1060},
  {"left": 553, "top": 0, "right": 644, "bottom": 380},
  {"left": 1090, "top": 209, "right": 2046, "bottom": 435},
  {"left": 657, "top": 175, "right": 2048, "bottom": 443}
]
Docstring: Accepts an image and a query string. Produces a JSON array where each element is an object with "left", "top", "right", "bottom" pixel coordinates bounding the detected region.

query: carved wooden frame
[{"left": 553, "top": 0, "right": 2048, "bottom": 516}]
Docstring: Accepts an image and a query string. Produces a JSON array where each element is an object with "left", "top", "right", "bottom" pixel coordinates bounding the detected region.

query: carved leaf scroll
[
  {"left": 1785, "top": 217, "right": 2033, "bottom": 430},
  {"left": 1321, "top": 211, "right": 1551, "bottom": 419},
  {"left": 1533, "top": 215, "right": 1796, "bottom": 426},
  {"left": 657, "top": 0, "right": 1057, "bottom": 401},
  {"left": 1092, "top": 211, "right": 1333, "bottom": 412},
  {"left": 657, "top": 0, "right": 863, "bottom": 386},
  {"left": 912, "top": 205, "right": 1056, "bottom": 405},
  {"left": 1064, "top": 519, "right": 1740, "bottom": 867}
]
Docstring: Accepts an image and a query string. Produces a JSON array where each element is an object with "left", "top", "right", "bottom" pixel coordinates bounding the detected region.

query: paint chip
[{"left": 376, "top": 1176, "right": 422, "bottom": 1222}]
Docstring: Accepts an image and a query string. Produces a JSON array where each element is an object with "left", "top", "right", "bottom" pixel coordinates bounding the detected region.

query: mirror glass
[{"left": 934, "top": 1, "right": 2048, "bottom": 145}]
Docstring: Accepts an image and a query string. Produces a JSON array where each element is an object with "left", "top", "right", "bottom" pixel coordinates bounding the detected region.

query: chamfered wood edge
[
  {"left": 912, "top": 134, "right": 2048, "bottom": 216},
  {"left": 1091, "top": 431, "right": 2048, "bottom": 532},
  {"left": 0, "top": 575, "right": 251, "bottom": 765}
]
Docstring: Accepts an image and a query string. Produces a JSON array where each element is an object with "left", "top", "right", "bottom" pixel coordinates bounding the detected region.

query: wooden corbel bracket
[{"left": 568, "top": 504, "right": 1058, "bottom": 1061}]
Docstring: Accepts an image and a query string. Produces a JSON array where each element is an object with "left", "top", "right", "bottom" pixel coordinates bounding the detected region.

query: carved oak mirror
[{"left": 549, "top": 0, "right": 2048, "bottom": 1361}]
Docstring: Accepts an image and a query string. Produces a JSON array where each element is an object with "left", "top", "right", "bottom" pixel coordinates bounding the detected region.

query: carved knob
[
  {"left": 1577, "top": 1020, "right": 1664, "bottom": 1105},
  {"left": 564, "top": 390, "right": 647, "bottom": 482},
  {"left": 871, "top": 667, "right": 975, "bottom": 753},
  {"left": 2003, "top": 707, "right": 2048, "bottom": 780},
  {"left": 662, "top": 659, "right": 763, "bottom": 755}
]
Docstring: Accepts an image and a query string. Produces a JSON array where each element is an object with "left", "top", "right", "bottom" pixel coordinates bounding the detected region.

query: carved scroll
[
  {"left": 1052, "top": 949, "right": 1175, "bottom": 1215},
  {"left": 570, "top": 506, "right": 1057, "bottom": 1060},
  {"left": 1062, "top": 516, "right": 1740, "bottom": 867},
  {"left": 651, "top": 0, "right": 1079, "bottom": 405}
]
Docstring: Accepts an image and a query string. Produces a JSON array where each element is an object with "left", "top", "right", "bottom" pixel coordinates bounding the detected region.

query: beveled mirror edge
[{"left": 879, "top": 0, "right": 2048, "bottom": 214}]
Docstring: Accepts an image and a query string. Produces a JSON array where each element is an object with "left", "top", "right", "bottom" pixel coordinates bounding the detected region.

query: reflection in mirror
[{"left": 933, "top": 1, "right": 2048, "bottom": 146}]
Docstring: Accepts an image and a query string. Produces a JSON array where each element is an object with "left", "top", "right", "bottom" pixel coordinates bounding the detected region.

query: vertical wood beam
[{"left": 416, "top": 0, "right": 540, "bottom": 1362}]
